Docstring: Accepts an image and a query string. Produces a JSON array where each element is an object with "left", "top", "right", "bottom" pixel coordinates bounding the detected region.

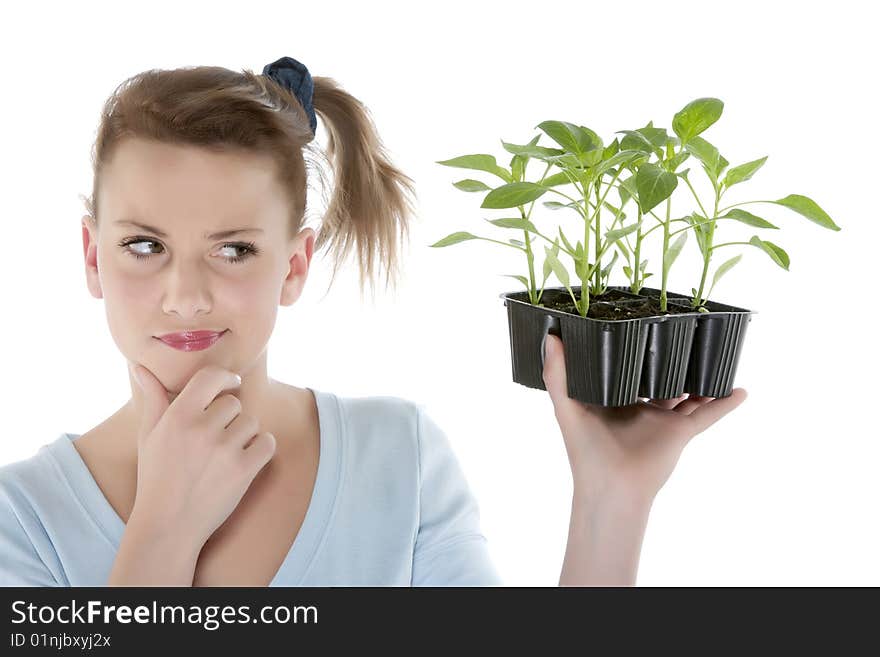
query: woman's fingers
[
  {"left": 687, "top": 388, "right": 748, "bottom": 434},
  {"left": 672, "top": 395, "right": 715, "bottom": 415},
  {"left": 639, "top": 394, "right": 726, "bottom": 417},
  {"left": 640, "top": 394, "right": 688, "bottom": 410},
  {"left": 545, "top": 334, "right": 748, "bottom": 436}
]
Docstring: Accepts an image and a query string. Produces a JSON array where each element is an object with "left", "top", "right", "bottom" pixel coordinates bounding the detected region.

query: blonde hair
[{"left": 80, "top": 64, "right": 418, "bottom": 300}]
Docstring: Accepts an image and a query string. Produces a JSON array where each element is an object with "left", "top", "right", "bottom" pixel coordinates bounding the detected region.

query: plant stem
[
  {"left": 523, "top": 164, "right": 580, "bottom": 258},
  {"left": 716, "top": 199, "right": 771, "bottom": 215},
  {"left": 582, "top": 164, "right": 629, "bottom": 298},
  {"left": 668, "top": 216, "right": 732, "bottom": 238},
  {"left": 709, "top": 241, "right": 751, "bottom": 251},
  {"left": 681, "top": 171, "right": 711, "bottom": 219},
  {"left": 523, "top": 162, "right": 553, "bottom": 304},
  {"left": 523, "top": 228, "right": 537, "bottom": 304},
  {"left": 599, "top": 178, "right": 669, "bottom": 234},
  {"left": 693, "top": 188, "right": 721, "bottom": 307},
  {"left": 632, "top": 207, "right": 643, "bottom": 293},
  {"left": 480, "top": 236, "right": 527, "bottom": 251},
  {"left": 581, "top": 174, "right": 591, "bottom": 317},
  {"left": 660, "top": 196, "right": 670, "bottom": 312},
  {"left": 593, "top": 181, "right": 601, "bottom": 292},
  {"left": 543, "top": 185, "right": 587, "bottom": 213},
  {"left": 533, "top": 229, "right": 575, "bottom": 257}
]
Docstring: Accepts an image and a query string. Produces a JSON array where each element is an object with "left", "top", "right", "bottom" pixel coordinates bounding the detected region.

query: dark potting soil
[{"left": 539, "top": 288, "right": 696, "bottom": 320}]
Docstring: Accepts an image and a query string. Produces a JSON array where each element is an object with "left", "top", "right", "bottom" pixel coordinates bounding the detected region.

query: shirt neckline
[{"left": 48, "top": 386, "right": 343, "bottom": 587}]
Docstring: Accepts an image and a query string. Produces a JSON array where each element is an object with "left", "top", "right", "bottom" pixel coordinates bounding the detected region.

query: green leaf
[
  {"left": 577, "top": 149, "right": 605, "bottom": 168},
  {"left": 453, "top": 179, "right": 492, "bottom": 192},
  {"left": 636, "top": 123, "right": 670, "bottom": 151},
  {"left": 509, "top": 238, "right": 525, "bottom": 247},
  {"left": 605, "top": 220, "right": 643, "bottom": 243},
  {"left": 603, "top": 201, "right": 627, "bottom": 222},
  {"left": 486, "top": 217, "right": 538, "bottom": 232},
  {"left": 580, "top": 125, "right": 605, "bottom": 151},
  {"left": 684, "top": 136, "right": 718, "bottom": 168},
  {"left": 536, "top": 121, "right": 601, "bottom": 155},
  {"left": 558, "top": 227, "right": 575, "bottom": 255},
  {"left": 687, "top": 213, "right": 709, "bottom": 255},
  {"left": 720, "top": 209, "right": 779, "bottom": 229},
  {"left": 481, "top": 182, "right": 548, "bottom": 209},
  {"left": 639, "top": 259, "right": 648, "bottom": 272},
  {"left": 723, "top": 156, "right": 767, "bottom": 189},
  {"left": 543, "top": 200, "right": 572, "bottom": 211},
  {"left": 668, "top": 150, "right": 691, "bottom": 172},
  {"left": 502, "top": 274, "right": 530, "bottom": 290},
  {"left": 501, "top": 140, "right": 564, "bottom": 160},
  {"left": 540, "top": 259, "right": 552, "bottom": 287},
  {"left": 508, "top": 134, "right": 541, "bottom": 179},
  {"left": 615, "top": 235, "right": 631, "bottom": 263},
  {"left": 436, "top": 154, "right": 513, "bottom": 183},
  {"left": 511, "top": 156, "right": 524, "bottom": 183},
  {"left": 672, "top": 98, "right": 724, "bottom": 145},
  {"left": 623, "top": 265, "right": 633, "bottom": 278},
  {"left": 541, "top": 252, "right": 553, "bottom": 287},
  {"left": 545, "top": 153, "right": 585, "bottom": 169},
  {"left": 663, "top": 232, "right": 688, "bottom": 274},
  {"left": 683, "top": 136, "right": 727, "bottom": 184},
  {"left": 541, "top": 171, "right": 580, "bottom": 188},
  {"left": 636, "top": 163, "right": 679, "bottom": 214},
  {"left": 711, "top": 254, "right": 742, "bottom": 288},
  {"left": 618, "top": 175, "right": 638, "bottom": 207},
  {"left": 748, "top": 235, "right": 790, "bottom": 270},
  {"left": 617, "top": 122, "right": 668, "bottom": 160},
  {"left": 770, "top": 194, "right": 841, "bottom": 230},
  {"left": 429, "top": 232, "right": 480, "bottom": 248},
  {"left": 595, "top": 149, "right": 645, "bottom": 177},
  {"left": 603, "top": 138, "right": 620, "bottom": 160},
  {"left": 601, "top": 250, "right": 619, "bottom": 278},
  {"left": 574, "top": 257, "right": 589, "bottom": 281},
  {"left": 544, "top": 240, "right": 567, "bottom": 286},
  {"left": 544, "top": 244, "right": 571, "bottom": 288},
  {"left": 616, "top": 129, "right": 655, "bottom": 154}
]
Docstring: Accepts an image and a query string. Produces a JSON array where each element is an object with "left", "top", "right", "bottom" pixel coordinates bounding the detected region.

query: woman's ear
[
  {"left": 280, "top": 227, "right": 316, "bottom": 306},
  {"left": 301, "top": 227, "right": 315, "bottom": 269},
  {"left": 82, "top": 215, "right": 103, "bottom": 299}
]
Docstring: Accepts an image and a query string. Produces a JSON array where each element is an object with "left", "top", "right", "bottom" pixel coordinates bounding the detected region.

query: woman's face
[{"left": 81, "top": 137, "right": 315, "bottom": 395}]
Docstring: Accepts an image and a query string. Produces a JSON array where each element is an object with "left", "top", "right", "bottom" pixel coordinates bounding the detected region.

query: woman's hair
[{"left": 80, "top": 64, "right": 418, "bottom": 300}]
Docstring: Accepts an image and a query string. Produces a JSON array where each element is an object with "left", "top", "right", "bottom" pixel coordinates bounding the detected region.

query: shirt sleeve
[
  {"left": 0, "top": 486, "right": 60, "bottom": 587},
  {"left": 411, "top": 404, "right": 503, "bottom": 586}
]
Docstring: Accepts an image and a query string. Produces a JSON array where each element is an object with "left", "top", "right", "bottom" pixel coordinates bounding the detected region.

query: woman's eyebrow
[{"left": 113, "top": 219, "right": 264, "bottom": 240}]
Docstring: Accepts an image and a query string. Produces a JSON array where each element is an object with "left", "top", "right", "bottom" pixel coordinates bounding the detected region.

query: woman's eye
[{"left": 116, "top": 238, "right": 259, "bottom": 264}]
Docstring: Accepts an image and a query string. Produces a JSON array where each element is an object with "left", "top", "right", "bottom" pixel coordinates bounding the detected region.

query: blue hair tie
[{"left": 262, "top": 56, "right": 317, "bottom": 135}]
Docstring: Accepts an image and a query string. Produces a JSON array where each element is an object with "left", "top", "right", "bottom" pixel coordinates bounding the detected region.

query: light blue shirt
[{"left": 0, "top": 388, "right": 502, "bottom": 587}]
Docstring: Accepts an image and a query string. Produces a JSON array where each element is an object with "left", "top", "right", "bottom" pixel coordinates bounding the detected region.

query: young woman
[{"left": 0, "top": 56, "right": 747, "bottom": 587}]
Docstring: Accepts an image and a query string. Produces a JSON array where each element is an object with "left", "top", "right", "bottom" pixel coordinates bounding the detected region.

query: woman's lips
[{"left": 156, "top": 330, "right": 227, "bottom": 352}]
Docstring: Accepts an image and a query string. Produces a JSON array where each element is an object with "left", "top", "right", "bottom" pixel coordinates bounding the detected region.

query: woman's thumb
[
  {"left": 541, "top": 333, "right": 568, "bottom": 402},
  {"left": 128, "top": 362, "right": 170, "bottom": 436},
  {"left": 130, "top": 362, "right": 144, "bottom": 388}
]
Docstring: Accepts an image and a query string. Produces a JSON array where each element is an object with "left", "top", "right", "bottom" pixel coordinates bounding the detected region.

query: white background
[{"left": 2, "top": 0, "right": 877, "bottom": 585}]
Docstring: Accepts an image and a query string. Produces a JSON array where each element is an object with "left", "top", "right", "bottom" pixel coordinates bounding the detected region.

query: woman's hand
[
  {"left": 127, "top": 363, "right": 277, "bottom": 549},
  {"left": 542, "top": 333, "right": 748, "bottom": 503}
]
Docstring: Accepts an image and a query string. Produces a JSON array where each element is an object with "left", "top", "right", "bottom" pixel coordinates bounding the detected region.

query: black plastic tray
[{"left": 501, "top": 286, "right": 755, "bottom": 406}]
